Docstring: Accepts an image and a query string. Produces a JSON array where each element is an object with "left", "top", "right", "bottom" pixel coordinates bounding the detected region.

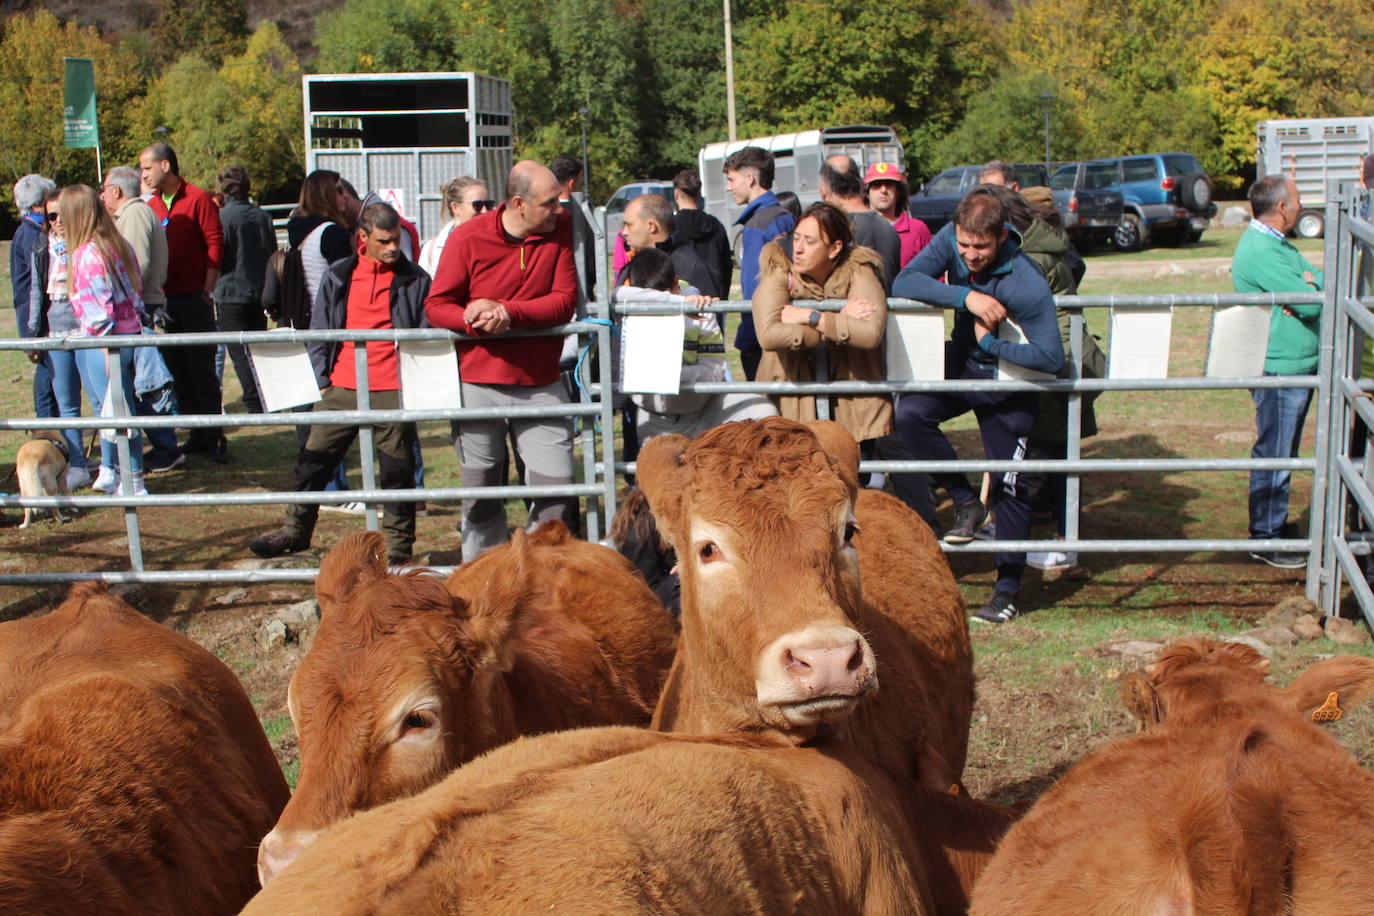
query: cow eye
[
  {"left": 844, "top": 522, "right": 860, "bottom": 544},
  {"left": 697, "top": 541, "right": 721, "bottom": 563},
  {"left": 401, "top": 710, "right": 436, "bottom": 734}
]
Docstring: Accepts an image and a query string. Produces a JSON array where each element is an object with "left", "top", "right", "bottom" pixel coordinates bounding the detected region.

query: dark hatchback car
[
  {"left": 909, "top": 163, "right": 1049, "bottom": 233},
  {"left": 1088, "top": 153, "right": 1216, "bottom": 250},
  {"left": 1046, "top": 160, "right": 1128, "bottom": 248}
]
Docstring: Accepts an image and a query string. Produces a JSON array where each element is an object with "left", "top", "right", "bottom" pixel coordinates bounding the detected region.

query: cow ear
[
  {"left": 463, "top": 528, "right": 535, "bottom": 673},
  {"left": 636, "top": 434, "right": 691, "bottom": 549},
  {"left": 805, "top": 420, "right": 860, "bottom": 499},
  {"left": 1119, "top": 672, "right": 1163, "bottom": 729},
  {"left": 1283, "top": 655, "right": 1374, "bottom": 719},
  {"left": 317, "top": 532, "right": 389, "bottom": 618}
]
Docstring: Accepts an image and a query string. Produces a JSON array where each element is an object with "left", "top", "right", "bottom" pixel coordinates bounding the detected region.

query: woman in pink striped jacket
[{"left": 59, "top": 184, "right": 148, "bottom": 495}]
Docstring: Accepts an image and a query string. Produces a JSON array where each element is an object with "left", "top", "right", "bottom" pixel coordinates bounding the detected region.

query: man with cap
[{"left": 865, "top": 161, "right": 931, "bottom": 268}]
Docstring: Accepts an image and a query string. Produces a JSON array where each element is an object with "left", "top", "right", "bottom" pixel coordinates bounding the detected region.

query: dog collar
[{"left": 37, "top": 434, "right": 70, "bottom": 463}]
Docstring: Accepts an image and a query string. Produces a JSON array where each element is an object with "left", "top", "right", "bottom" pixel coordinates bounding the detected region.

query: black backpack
[{"left": 263, "top": 247, "right": 311, "bottom": 329}]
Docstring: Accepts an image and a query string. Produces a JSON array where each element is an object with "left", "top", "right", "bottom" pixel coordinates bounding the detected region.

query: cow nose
[
  {"left": 782, "top": 640, "right": 870, "bottom": 697},
  {"left": 258, "top": 828, "right": 319, "bottom": 886}
]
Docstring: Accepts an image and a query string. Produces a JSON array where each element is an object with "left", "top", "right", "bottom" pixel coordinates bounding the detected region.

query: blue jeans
[
  {"left": 74, "top": 344, "right": 144, "bottom": 474},
  {"left": 1249, "top": 373, "right": 1313, "bottom": 540},
  {"left": 45, "top": 349, "right": 90, "bottom": 469}
]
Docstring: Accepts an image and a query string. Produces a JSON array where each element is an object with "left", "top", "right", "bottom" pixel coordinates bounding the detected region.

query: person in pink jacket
[
  {"left": 60, "top": 184, "right": 148, "bottom": 494},
  {"left": 864, "top": 161, "right": 931, "bottom": 268}
]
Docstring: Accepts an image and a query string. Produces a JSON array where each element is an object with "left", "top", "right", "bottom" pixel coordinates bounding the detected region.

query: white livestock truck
[
  {"left": 303, "top": 72, "right": 514, "bottom": 242},
  {"left": 1256, "top": 116, "right": 1374, "bottom": 239},
  {"left": 698, "top": 125, "right": 905, "bottom": 250}
]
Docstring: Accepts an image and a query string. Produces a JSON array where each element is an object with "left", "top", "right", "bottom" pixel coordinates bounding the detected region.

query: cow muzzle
[
  {"left": 257, "top": 826, "right": 322, "bottom": 887},
  {"left": 756, "top": 625, "right": 877, "bottom": 726}
]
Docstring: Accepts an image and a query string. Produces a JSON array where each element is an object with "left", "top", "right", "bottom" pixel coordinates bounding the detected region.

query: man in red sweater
[
  {"left": 250, "top": 203, "right": 431, "bottom": 566},
  {"left": 141, "top": 143, "right": 228, "bottom": 463},
  {"left": 425, "top": 160, "right": 579, "bottom": 559}
]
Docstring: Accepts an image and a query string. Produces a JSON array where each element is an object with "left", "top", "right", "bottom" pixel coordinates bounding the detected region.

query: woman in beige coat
[{"left": 751, "top": 201, "right": 892, "bottom": 444}]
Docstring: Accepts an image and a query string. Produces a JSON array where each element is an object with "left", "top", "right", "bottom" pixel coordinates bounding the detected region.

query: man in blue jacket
[
  {"left": 893, "top": 187, "right": 1064, "bottom": 624},
  {"left": 724, "top": 146, "right": 795, "bottom": 380}
]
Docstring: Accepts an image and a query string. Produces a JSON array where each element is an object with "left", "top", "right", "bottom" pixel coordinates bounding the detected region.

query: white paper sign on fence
[
  {"left": 997, "top": 320, "right": 1056, "bottom": 381},
  {"left": 621, "top": 315, "right": 684, "bottom": 394},
  {"left": 399, "top": 339, "right": 462, "bottom": 409},
  {"left": 1108, "top": 307, "right": 1173, "bottom": 379},
  {"left": 885, "top": 313, "right": 946, "bottom": 381},
  {"left": 1205, "top": 305, "right": 1271, "bottom": 378},
  {"left": 249, "top": 330, "right": 323, "bottom": 412}
]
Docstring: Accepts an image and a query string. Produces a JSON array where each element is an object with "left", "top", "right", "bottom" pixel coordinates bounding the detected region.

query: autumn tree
[{"left": 152, "top": 0, "right": 249, "bottom": 67}]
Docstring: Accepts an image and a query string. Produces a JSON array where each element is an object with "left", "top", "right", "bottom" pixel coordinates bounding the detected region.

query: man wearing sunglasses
[
  {"left": 425, "top": 160, "right": 579, "bottom": 560},
  {"left": 11, "top": 173, "right": 59, "bottom": 419}
]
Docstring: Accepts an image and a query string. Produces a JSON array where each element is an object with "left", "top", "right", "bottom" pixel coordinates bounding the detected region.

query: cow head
[
  {"left": 1122, "top": 638, "right": 1374, "bottom": 730},
  {"left": 638, "top": 417, "right": 877, "bottom": 739},
  {"left": 258, "top": 531, "right": 532, "bottom": 885}
]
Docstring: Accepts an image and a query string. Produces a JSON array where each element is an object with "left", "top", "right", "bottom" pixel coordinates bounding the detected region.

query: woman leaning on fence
[
  {"left": 59, "top": 184, "right": 148, "bottom": 496},
  {"left": 750, "top": 201, "right": 892, "bottom": 446}
]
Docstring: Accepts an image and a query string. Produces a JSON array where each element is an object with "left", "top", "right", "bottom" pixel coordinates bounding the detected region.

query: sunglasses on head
[{"left": 470, "top": 199, "right": 496, "bottom": 212}]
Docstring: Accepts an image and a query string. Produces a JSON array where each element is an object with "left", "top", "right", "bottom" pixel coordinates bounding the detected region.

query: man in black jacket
[
  {"left": 619, "top": 193, "right": 722, "bottom": 298},
  {"left": 250, "top": 203, "right": 431, "bottom": 565},
  {"left": 671, "top": 169, "right": 732, "bottom": 297},
  {"left": 214, "top": 164, "right": 276, "bottom": 419}
]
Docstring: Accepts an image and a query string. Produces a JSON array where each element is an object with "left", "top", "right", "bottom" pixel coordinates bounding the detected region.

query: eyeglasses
[
  {"left": 470, "top": 199, "right": 496, "bottom": 212},
  {"left": 45, "top": 211, "right": 59, "bottom": 221}
]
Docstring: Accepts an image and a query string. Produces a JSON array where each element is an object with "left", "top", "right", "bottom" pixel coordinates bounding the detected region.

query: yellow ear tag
[{"left": 1312, "top": 691, "right": 1343, "bottom": 722}]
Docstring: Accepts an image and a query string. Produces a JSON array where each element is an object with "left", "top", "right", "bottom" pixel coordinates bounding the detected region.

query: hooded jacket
[
  {"left": 670, "top": 208, "right": 732, "bottom": 299},
  {"left": 751, "top": 241, "right": 893, "bottom": 442}
]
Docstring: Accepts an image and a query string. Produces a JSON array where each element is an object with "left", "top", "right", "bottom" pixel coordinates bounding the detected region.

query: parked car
[
  {"left": 909, "top": 163, "right": 1050, "bottom": 234},
  {"left": 601, "top": 180, "right": 676, "bottom": 244},
  {"left": 1046, "top": 160, "right": 1128, "bottom": 249},
  {"left": 1086, "top": 153, "right": 1216, "bottom": 250}
]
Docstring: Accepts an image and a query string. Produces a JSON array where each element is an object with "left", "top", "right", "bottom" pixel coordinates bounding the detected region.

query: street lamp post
[
  {"left": 723, "top": 0, "right": 737, "bottom": 141},
  {"left": 1040, "top": 92, "right": 1054, "bottom": 170},
  {"left": 578, "top": 106, "right": 591, "bottom": 202}
]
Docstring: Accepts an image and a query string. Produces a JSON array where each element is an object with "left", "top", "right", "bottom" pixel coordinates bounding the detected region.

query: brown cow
[
  {"left": 0, "top": 582, "right": 290, "bottom": 915},
  {"left": 258, "top": 522, "right": 677, "bottom": 883},
  {"left": 242, "top": 726, "right": 933, "bottom": 915},
  {"left": 636, "top": 418, "right": 992, "bottom": 911},
  {"left": 970, "top": 638, "right": 1374, "bottom": 916}
]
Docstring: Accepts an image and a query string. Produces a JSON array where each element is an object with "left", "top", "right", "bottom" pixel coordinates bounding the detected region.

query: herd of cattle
[{"left": 3, "top": 416, "right": 1373, "bottom": 914}]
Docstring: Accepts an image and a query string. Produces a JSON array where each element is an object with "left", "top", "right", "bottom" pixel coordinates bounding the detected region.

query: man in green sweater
[{"left": 1232, "top": 174, "right": 1323, "bottom": 569}]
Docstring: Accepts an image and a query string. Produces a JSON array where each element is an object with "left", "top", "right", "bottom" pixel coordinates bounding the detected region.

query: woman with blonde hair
[
  {"left": 419, "top": 175, "right": 491, "bottom": 275},
  {"left": 59, "top": 183, "right": 147, "bottom": 494},
  {"left": 751, "top": 201, "right": 891, "bottom": 445}
]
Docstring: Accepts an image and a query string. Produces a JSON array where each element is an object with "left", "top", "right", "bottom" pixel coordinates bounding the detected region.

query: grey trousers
[{"left": 453, "top": 381, "right": 577, "bottom": 560}]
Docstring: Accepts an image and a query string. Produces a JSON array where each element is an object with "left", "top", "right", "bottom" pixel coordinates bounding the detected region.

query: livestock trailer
[
  {"left": 698, "top": 125, "right": 905, "bottom": 231},
  {"left": 303, "top": 72, "right": 514, "bottom": 242},
  {"left": 1256, "top": 116, "right": 1374, "bottom": 238}
]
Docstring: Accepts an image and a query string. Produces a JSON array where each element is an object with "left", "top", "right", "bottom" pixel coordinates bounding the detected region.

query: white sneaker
[
  {"left": 1027, "top": 550, "right": 1077, "bottom": 571},
  {"left": 322, "top": 500, "right": 366, "bottom": 514},
  {"left": 130, "top": 474, "right": 149, "bottom": 497},
  {"left": 92, "top": 466, "right": 118, "bottom": 494},
  {"left": 66, "top": 465, "right": 93, "bottom": 490}
]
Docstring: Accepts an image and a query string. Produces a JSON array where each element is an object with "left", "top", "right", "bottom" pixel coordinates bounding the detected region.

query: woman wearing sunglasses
[{"left": 419, "top": 176, "right": 492, "bottom": 276}]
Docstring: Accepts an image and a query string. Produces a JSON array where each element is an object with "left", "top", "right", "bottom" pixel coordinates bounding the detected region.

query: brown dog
[{"left": 16, "top": 431, "right": 72, "bottom": 528}]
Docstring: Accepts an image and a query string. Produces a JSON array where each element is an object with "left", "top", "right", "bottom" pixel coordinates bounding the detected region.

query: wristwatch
[{"left": 807, "top": 309, "right": 822, "bottom": 328}]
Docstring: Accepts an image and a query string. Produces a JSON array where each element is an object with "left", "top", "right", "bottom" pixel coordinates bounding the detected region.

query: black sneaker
[
  {"left": 211, "top": 435, "right": 230, "bottom": 465},
  {"left": 972, "top": 591, "right": 1020, "bottom": 624},
  {"left": 250, "top": 527, "right": 311, "bottom": 559},
  {"left": 1249, "top": 550, "right": 1307, "bottom": 570},
  {"left": 944, "top": 499, "right": 988, "bottom": 544},
  {"left": 145, "top": 449, "right": 186, "bottom": 474}
]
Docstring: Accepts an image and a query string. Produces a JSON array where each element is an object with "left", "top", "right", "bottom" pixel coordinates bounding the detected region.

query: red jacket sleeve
[
  {"left": 424, "top": 233, "right": 473, "bottom": 332},
  {"left": 199, "top": 193, "right": 223, "bottom": 272},
  {"left": 504, "top": 217, "right": 577, "bottom": 329}
]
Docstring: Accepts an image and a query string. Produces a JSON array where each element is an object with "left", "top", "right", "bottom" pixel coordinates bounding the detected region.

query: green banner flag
[{"left": 63, "top": 57, "right": 99, "bottom": 149}]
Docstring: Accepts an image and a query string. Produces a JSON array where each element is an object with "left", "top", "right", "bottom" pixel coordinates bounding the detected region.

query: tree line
[{"left": 3, "top": 0, "right": 1370, "bottom": 211}]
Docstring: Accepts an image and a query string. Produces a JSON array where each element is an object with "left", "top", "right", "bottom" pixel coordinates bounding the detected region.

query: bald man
[{"left": 424, "top": 160, "right": 579, "bottom": 559}]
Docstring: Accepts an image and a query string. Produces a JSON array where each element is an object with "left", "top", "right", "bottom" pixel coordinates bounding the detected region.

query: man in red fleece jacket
[
  {"left": 142, "top": 142, "right": 227, "bottom": 463},
  {"left": 425, "top": 160, "right": 579, "bottom": 560}
]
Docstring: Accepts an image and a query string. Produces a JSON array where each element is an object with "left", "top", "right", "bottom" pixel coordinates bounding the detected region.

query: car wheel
[
  {"left": 1113, "top": 213, "right": 1146, "bottom": 251},
  {"left": 1295, "top": 210, "right": 1325, "bottom": 240},
  {"left": 1180, "top": 172, "right": 1212, "bottom": 210}
]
